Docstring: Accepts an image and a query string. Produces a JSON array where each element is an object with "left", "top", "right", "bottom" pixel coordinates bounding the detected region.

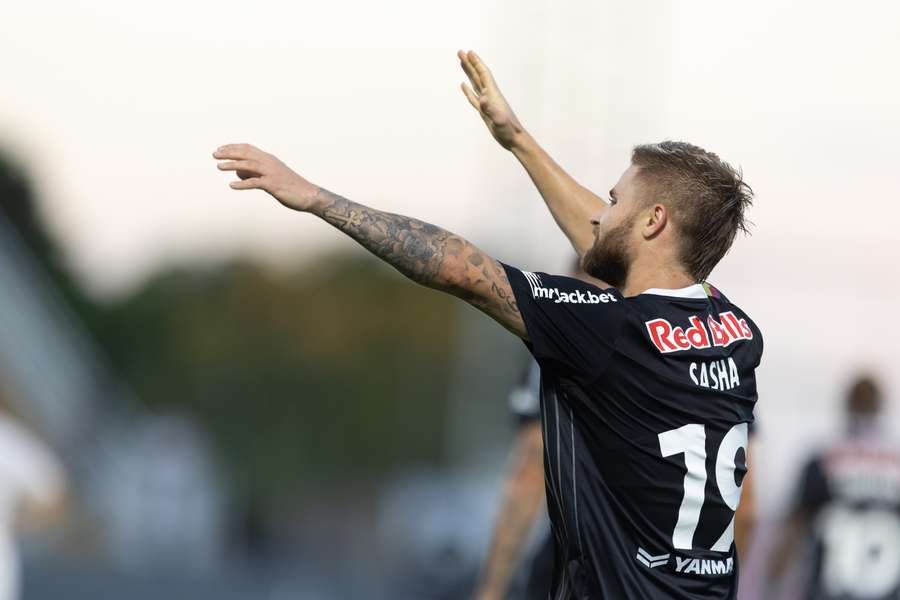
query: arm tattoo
[{"left": 314, "top": 188, "right": 525, "bottom": 337}]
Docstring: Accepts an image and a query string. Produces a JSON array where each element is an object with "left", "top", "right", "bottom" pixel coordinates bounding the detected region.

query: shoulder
[
  {"left": 701, "top": 282, "right": 764, "bottom": 351},
  {"left": 714, "top": 294, "right": 764, "bottom": 354},
  {"left": 703, "top": 283, "right": 757, "bottom": 323}
]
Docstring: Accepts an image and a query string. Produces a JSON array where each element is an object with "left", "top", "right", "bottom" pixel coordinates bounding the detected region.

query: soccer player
[
  {"left": 766, "top": 376, "right": 900, "bottom": 600},
  {"left": 213, "top": 53, "right": 760, "bottom": 599},
  {"left": 458, "top": 50, "right": 761, "bottom": 591}
]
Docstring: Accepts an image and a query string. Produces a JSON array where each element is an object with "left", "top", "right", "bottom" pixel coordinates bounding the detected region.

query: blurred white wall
[{"left": 2, "top": 0, "right": 899, "bottom": 512}]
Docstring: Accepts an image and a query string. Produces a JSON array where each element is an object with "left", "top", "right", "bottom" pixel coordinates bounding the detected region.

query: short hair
[
  {"left": 846, "top": 374, "right": 882, "bottom": 416},
  {"left": 631, "top": 141, "right": 753, "bottom": 281}
]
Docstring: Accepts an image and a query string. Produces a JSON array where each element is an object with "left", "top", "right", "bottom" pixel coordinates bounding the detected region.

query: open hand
[
  {"left": 214, "top": 144, "right": 322, "bottom": 212},
  {"left": 458, "top": 50, "right": 526, "bottom": 150}
]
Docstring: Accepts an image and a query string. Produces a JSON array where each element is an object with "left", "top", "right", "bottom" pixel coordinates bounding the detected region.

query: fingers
[
  {"left": 213, "top": 143, "right": 265, "bottom": 161},
  {"left": 229, "top": 178, "right": 264, "bottom": 190},
  {"left": 216, "top": 160, "right": 261, "bottom": 174},
  {"left": 214, "top": 145, "right": 270, "bottom": 192},
  {"left": 458, "top": 49, "right": 484, "bottom": 93},
  {"left": 460, "top": 82, "right": 480, "bottom": 111},
  {"left": 468, "top": 51, "right": 497, "bottom": 90}
]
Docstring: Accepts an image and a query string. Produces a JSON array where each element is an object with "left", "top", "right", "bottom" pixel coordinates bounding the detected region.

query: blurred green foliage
[
  {"left": 96, "top": 258, "right": 459, "bottom": 505},
  {"left": 1, "top": 152, "right": 459, "bottom": 509}
]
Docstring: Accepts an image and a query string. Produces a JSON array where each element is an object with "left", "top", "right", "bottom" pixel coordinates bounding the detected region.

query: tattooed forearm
[
  {"left": 317, "top": 188, "right": 454, "bottom": 286},
  {"left": 313, "top": 188, "right": 526, "bottom": 337}
]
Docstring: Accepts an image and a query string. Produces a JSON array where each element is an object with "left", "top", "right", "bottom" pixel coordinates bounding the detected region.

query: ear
[{"left": 641, "top": 203, "right": 668, "bottom": 240}]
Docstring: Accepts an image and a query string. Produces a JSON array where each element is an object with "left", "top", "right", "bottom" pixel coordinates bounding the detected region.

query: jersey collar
[{"left": 640, "top": 283, "right": 707, "bottom": 299}]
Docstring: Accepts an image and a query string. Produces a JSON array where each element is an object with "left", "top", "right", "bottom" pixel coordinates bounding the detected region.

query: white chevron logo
[{"left": 635, "top": 547, "right": 670, "bottom": 569}]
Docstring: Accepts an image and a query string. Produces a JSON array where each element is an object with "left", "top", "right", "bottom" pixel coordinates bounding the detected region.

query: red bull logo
[{"left": 645, "top": 312, "right": 753, "bottom": 354}]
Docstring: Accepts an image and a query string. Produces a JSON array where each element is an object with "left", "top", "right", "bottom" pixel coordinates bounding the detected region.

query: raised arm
[
  {"left": 458, "top": 50, "right": 605, "bottom": 257},
  {"left": 213, "top": 143, "right": 526, "bottom": 338}
]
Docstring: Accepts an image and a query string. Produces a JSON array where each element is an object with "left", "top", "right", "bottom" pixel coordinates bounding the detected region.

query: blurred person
[
  {"left": 477, "top": 355, "right": 561, "bottom": 600},
  {"left": 212, "top": 47, "right": 760, "bottom": 599},
  {"left": 766, "top": 375, "right": 900, "bottom": 600},
  {"left": 474, "top": 358, "right": 549, "bottom": 600},
  {"left": 0, "top": 382, "right": 66, "bottom": 600}
]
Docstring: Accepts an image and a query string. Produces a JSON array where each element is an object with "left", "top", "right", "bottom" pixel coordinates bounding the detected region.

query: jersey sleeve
[
  {"left": 502, "top": 264, "right": 626, "bottom": 380},
  {"left": 792, "top": 456, "right": 831, "bottom": 517}
]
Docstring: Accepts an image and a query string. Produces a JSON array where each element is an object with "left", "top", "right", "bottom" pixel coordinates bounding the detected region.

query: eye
[{"left": 609, "top": 197, "right": 617, "bottom": 206}]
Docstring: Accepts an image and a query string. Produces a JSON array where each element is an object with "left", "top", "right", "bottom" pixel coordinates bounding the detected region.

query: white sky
[{"left": 2, "top": 0, "right": 899, "bottom": 509}]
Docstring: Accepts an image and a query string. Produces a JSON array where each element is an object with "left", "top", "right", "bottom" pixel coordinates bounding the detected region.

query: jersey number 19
[{"left": 658, "top": 423, "right": 748, "bottom": 551}]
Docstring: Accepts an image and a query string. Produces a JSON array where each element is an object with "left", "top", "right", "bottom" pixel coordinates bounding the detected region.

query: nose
[{"left": 590, "top": 213, "right": 602, "bottom": 226}]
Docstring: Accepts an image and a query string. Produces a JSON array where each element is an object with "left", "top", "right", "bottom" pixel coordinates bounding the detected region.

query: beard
[{"left": 581, "top": 217, "right": 634, "bottom": 289}]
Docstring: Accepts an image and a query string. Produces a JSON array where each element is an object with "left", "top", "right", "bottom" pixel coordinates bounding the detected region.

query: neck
[
  {"left": 620, "top": 256, "right": 695, "bottom": 298},
  {"left": 848, "top": 414, "right": 880, "bottom": 437}
]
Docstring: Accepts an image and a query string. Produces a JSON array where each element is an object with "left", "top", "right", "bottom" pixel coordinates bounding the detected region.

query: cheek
[{"left": 599, "top": 208, "right": 622, "bottom": 231}]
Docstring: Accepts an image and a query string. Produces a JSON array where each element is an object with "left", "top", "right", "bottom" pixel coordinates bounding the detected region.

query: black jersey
[
  {"left": 502, "top": 265, "right": 763, "bottom": 600},
  {"left": 794, "top": 429, "right": 900, "bottom": 600}
]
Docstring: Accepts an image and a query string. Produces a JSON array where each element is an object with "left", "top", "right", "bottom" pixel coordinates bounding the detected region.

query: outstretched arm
[
  {"left": 213, "top": 144, "right": 526, "bottom": 338},
  {"left": 458, "top": 50, "right": 606, "bottom": 257}
]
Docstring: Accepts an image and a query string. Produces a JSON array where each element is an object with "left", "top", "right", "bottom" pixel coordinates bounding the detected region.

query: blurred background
[{"left": 1, "top": 1, "right": 899, "bottom": 598}]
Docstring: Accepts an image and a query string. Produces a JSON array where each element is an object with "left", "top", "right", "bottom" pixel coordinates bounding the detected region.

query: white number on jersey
[
  {"left": 658, "top": 423, "right": 748, "bottom": 551},
  {"left": 819, "top": 506, "right": 900, "bottom": 597}
]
